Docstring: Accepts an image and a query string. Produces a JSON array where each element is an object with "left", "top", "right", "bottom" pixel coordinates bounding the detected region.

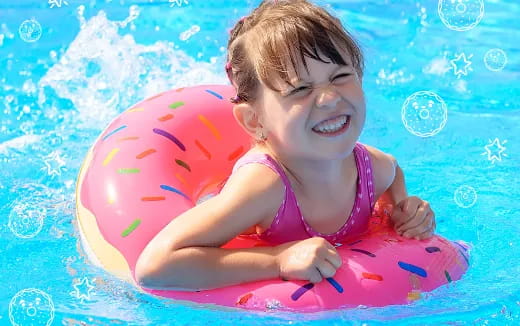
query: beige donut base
[{"left": 75, "top": 146, "right": 137, "bottom": 287}]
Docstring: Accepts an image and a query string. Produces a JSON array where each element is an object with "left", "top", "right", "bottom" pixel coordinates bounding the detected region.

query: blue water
[{"left": 1, "top": 0, "right": 519, "bottom": 325}]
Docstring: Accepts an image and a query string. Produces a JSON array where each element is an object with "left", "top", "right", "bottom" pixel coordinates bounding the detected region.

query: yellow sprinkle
[
  {"left": 103, "top": 148, "right": 120, "bottom": 166},
  {"left": 198, "top": 114, "right": 221, "bottom": 140},
  {"left": 128, "top": 107, "right": 145, "bottom": 112},
  {"left": 407, "top": 290, "right": 422, "bottom": 301}
]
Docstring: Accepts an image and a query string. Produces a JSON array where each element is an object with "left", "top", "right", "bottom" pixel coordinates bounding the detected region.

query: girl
[{"left": 135, "top": 0, "right": 436, "bottom": 291}]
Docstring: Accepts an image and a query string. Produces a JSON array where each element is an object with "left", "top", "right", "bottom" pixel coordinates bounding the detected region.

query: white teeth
[{"left": 313, "top": 115, "right": 348, "bottom": 132}]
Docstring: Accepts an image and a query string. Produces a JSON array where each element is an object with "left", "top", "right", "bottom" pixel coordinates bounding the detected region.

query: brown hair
[{"left": 225, "top": 0, "right": 364, "bottom": 105}]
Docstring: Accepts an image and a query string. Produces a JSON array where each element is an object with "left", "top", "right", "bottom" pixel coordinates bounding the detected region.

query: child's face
[{"left": 257, "top": 51, "right": 366, "bottom": 160}]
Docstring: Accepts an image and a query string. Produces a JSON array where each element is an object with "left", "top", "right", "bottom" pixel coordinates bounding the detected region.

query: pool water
[{"left": 1, "top": 0, "right": 519, "bottom": 325}]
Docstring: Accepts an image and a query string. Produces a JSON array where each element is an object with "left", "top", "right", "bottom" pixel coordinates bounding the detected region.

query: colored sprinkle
[
  {"left": 160, "top": 184, "right": 191, "bottom": 201},
  {"left": 291, "top": 283, "right": 314, "bottom": 301},
  {"left": 361, "top": 272, "right": 383, "bottom": 281},
  {"left": 458, "top": 249, "right": 470, "bottom": 265},
  {"left": 121, "top": 219, "right": 141, "bottom": 237},
  {"left": 445, "top": 270, "right": 452, "bottom": 282},
  {"left": 350, "top": 248, "right": 376, "bottom": 257},
  {"left": 384, "top": 238, "right": 401, "bottom": 244},
  {"left": 128, "top": 107, "right": 144, "bottom": 112},
  {"left": 175, "top": 173, "right": 187, "bottom": 186},
  {"left": 117, "top": 136, "right": 139, "bottom": 142},
  {"left": 407, "top": 290, "right": 422, "bottom": 301},
  {"left": 195, "top": 139, "right": 211, "bottom": 160},
  {"left": 118, "top": 168, "right": 140, "bottom": 174},
  {"left": 425, "top": 246, "right": 441, "bottom": 253},
  {"left": 175, "top": 159, "right": 191, "bottom": 172},
  {"left": 228, "top": 146, "right": 244, "bottom": 161},
  {"left": 153, "top": 128, "right": 186, "bottom": 151},
  {"left": 452, "top": 241, "right": 469, "bottom": 252},
  {"left": 236, "top": 293, "right": 253, "bottom": 305},
  {"left": 205, "top": 89, "right": 223, "bottom": 99},
  {"left": 103, "top": 148, "right": 120, "bottom": 166},
  {"left": 147, "top": 92, "right": 166, "bottom": 101},
  {"left": 326, "top": 278, "right": 344, "bottom": 293},
  {"left": 347, "top": 240, "right": 363, "bottom": 246},
  {"left": 136, "top": 149, "right": 157, "bottom": 159},
  {"left": 102, "top": 125, "right": 127, "bottom": 141},
  {"left": 176, "top": 87, "right": 184, "bottom": 92},
  {"left": 198, "top": 114, "right": 221, "bottom": 140},
  {"left": 169, "top": 101, "right": 184, "bottom": 109},
  {"left": 158, "top": 114, "right": 174, "bottom": 122},
  {"left": 398, "top": 261, "right": 427, "bottom": 278},
  {"left": 141, "top": 196, "right": 166, "bottom": 201}
]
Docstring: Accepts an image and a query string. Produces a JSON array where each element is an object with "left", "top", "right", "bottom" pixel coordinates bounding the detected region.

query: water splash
[{"left": 38, "top": 5, "right": 227, "bottom": 128}]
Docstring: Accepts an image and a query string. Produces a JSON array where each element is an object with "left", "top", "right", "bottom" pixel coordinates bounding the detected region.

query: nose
[{"left": 315, "top": 84, "right": 341, "bottom": 109}]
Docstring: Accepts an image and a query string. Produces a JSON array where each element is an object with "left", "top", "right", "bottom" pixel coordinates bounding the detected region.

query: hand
[
  {"left": 391, "top": 196, "right": 436, "bottom": 240},
  {"left": 274, "top": 237, "right": 342, "bottom": 284}
]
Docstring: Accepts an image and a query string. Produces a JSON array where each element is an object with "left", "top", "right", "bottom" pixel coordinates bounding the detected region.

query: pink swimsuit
[{"left": 229, "top": 142, "right": 376, "bottom": 244}]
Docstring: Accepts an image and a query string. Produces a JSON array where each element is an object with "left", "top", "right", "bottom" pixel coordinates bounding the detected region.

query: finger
[
  {"left": 325, "top": 248, "right": 342, "bottom": 269},
  {"left": 315, "top": 260, "right": 337, "bottom": 279},
  {"left": 402, "top": 212, "right": 433, "bottom": 238},
  {"left": 309, "top": 267, "right": 323, "bottom": 284},
  {"left": 403, "top": 198, "right": 421, "bottom": 217},
  {"left": 392, "top": 208, "right": 413, "bottom": 229},
  {"left": 414, "top": 225, "right": 435, "bottom": 240},
  {"left": 397, "top": 204, "right": 430, "bottom": 233}
]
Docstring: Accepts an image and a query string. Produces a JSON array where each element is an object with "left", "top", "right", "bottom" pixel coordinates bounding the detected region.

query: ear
[{"left": 232, "top": 103, "right": 262, "bottom": 138}]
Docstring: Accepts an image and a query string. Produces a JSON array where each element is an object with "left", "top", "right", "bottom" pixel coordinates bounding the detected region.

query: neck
[{"left": 258, "top": 143, "right": 358, "bottom": 197}]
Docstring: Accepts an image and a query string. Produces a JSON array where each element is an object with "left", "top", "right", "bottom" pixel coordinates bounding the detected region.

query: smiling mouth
[
  {"left": 312, "top": 115, "right": 351, "bottom": 137},
  {"left": 311, "top": 114, "right": 351, "bottom": 135}
]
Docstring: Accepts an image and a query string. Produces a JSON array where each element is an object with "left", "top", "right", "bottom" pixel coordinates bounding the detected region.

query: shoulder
[
  {"left": 359, "top": 143, "right": 396, "bottom": 197},
  {"left": 220, "top": 158, "right": 285, "bottom": 222}
]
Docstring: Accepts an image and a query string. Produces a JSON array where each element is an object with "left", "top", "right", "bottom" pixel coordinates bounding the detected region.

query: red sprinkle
[{"left": 236, "top": 293, "right": 253, "bottom": 305}]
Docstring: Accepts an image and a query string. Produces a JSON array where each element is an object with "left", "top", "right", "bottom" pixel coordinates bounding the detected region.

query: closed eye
[{"left": 287, "top": 73, "right": 352, "bottom": 96}]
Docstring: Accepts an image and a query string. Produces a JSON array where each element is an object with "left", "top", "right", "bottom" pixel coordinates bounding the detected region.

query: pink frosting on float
[{"left": 77, "top": 84, "right": 470, "bottom": 312}]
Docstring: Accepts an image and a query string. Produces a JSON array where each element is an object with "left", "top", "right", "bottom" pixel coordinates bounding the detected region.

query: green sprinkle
[
  {"left": 169, "top": 101, "right": 184, "bottom": 109},
  {"left": 118, "top": 168, "right": 140, "bottom": 174},
  {"left": 121, "top": 219, "right": 141, "bottom": 237},
  {"left": 444, "top": 270, "right": 452, "bottom": 283}
]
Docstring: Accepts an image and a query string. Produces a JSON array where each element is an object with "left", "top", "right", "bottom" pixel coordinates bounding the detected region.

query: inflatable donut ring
[{"left": 75, "top": 84, "right": 471, "bottom": 312}]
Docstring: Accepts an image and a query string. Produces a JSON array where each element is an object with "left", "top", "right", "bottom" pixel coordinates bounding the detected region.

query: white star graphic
[
  {"left": 41, "top": 150, "right": 67, "bottom": 177},
  {"left": 450, "top": 53, "right": 473, "bottom": 79},
  {"left": 71, "top": 277, "right": 96, "bottom": 302},
  {"left": 169, "top": 0, "right": 189, "bottom": 7},
  {"left": 48, "top": 0, "right": 69, "bottom": 8},
  {"left": 481, "top": 138, "right": 507, "bottom": 164}
]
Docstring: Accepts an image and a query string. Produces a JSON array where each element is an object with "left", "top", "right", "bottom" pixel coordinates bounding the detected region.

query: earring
[{"left": 256, "top": 129, "right": 267, "bottom": 141}]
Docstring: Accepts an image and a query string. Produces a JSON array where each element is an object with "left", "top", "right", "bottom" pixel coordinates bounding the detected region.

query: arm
[
  {"left": 385, "top": 157, "right": 409, "bottom": 206},
  {"left": 135, "top": 163, "right": 285, "bottom": 291},
  {"left": 363, "top": 144, "right": 406, "bottom": 205}
]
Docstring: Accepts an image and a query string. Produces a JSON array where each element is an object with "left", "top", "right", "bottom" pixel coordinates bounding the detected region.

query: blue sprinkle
[
  {"left": 425, "top": 246, "right": 441, "bottom": 253},
  {"left": 398, "top": 261, "right": 427, "bottom": 277},
  {"left": 205, "top": 89, "right": 223, "bottom": 99},
  {"left": 160, "top": 184, "right": 191, "bottom": 201},
  {"left": 326, "top": 278, "right": 344, "bottom": 293},
  {"left": 102, "top": 125, "right": 127, "bottom": 141}
]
